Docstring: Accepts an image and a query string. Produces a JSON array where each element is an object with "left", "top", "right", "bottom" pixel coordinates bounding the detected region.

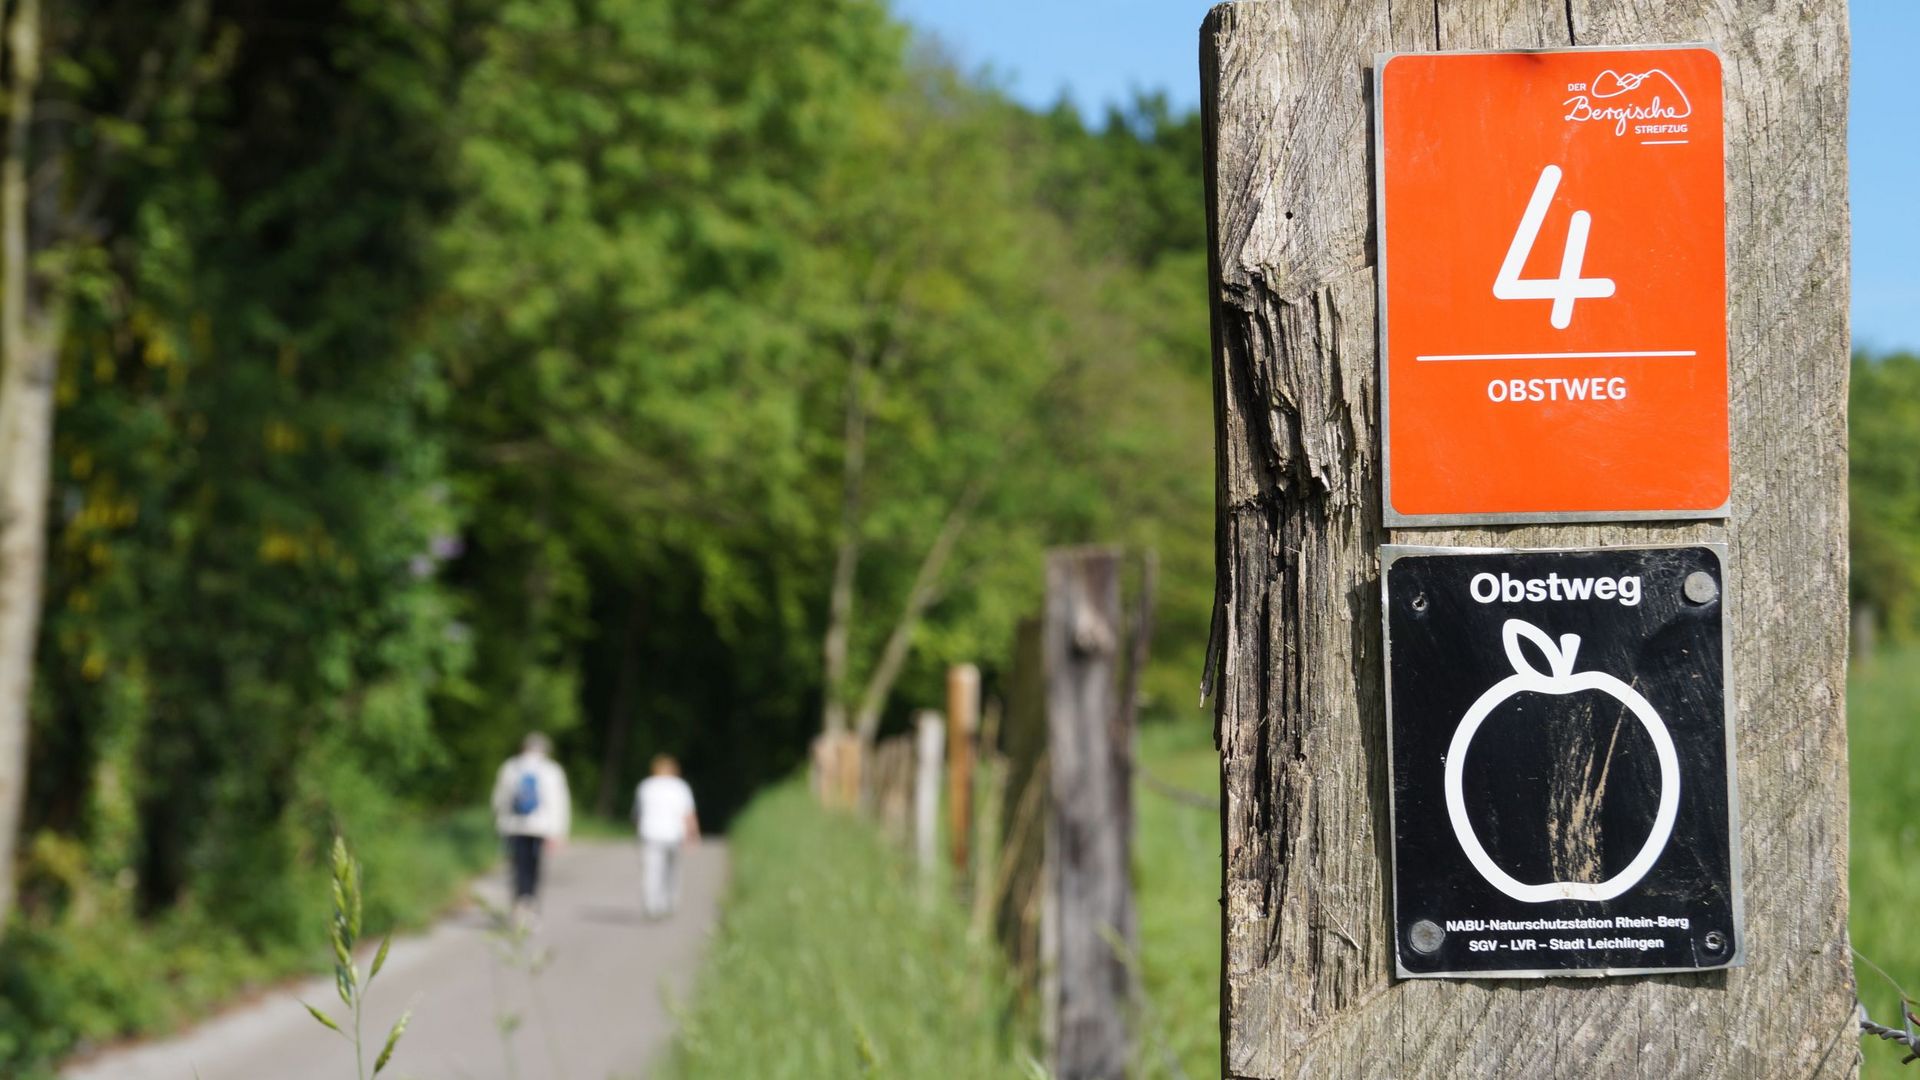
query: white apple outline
[{"left": 1442, "top": 618, "right": 1680, "bottom": 903}]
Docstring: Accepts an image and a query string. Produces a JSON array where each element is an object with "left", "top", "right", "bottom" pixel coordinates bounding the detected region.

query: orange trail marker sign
[{"left": 1377, "top": 46, "right": 1728, "bottom": 525}]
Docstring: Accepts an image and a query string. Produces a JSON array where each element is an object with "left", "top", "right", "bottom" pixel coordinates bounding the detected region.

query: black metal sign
[{"left": 1383, "top": 544, "right": 1740, "bottom": 978}]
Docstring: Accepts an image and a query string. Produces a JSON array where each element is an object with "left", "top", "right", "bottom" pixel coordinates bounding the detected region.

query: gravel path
[{"left": 63, "top": 839, "right": 727, "bottom": 1080}]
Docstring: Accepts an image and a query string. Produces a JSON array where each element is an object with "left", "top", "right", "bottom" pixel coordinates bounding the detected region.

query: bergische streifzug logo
[{"left": 1563, "top": 68, "right": 1692, "bottom": 137}]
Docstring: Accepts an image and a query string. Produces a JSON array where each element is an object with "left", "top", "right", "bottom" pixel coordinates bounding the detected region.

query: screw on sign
[
  {"left": 1382, "top": 545, "right": 1739, "bottom": 978},
  {"left": 1375, "top": 46, "right": 1728, "bottom": 524}
]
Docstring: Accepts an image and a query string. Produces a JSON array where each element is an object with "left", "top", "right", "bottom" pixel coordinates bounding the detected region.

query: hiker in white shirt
[
  {"left": 634, "top": 755, "right": 699, "bottom": 918},
  {"left": 491, "top": 732, "right": 572, "bottom": 919}
]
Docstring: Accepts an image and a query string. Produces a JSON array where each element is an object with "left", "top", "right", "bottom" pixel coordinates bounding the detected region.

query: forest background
[
  {"left": 0, "top": 0, "right": 1912, "bottom": 1075},
  {"left": 0, "top": 0, "right": 1213, "bottom": 1069}
]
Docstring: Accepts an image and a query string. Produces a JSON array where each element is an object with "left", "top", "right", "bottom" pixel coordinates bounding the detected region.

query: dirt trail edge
[{"left": 64, "top": 839, "right": 728, "bottom": 1080}]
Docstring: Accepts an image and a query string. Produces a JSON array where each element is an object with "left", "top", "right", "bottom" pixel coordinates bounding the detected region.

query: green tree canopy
[
  {"left": 1851, "top": 349, "right": 1920, "bottom": 640},
  {"left": 1, "top": 1, "right": 1222, "bottom": 1069}
]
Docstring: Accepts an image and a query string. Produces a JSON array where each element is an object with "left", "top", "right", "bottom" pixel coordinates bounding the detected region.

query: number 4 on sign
[{"left": 1493, "top": 165, "right": 1616, "bottom": 329}]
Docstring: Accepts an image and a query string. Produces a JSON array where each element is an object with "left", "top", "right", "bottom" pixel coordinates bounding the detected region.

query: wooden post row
[{"left": 1203, "top": 2, "right": 1851, "bottom": 1077}]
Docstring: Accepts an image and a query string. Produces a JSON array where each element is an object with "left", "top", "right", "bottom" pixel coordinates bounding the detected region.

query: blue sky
[{"left": 892, "top": 0, "right": 1917, "bottom": 352}]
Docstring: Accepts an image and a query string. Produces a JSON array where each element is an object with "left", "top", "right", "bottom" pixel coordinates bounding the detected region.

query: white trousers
[{"left": 641, "top": 840, "right": 683, "bottom": 917}]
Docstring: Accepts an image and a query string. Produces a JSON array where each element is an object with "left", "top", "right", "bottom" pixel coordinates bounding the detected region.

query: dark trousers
[{"left": 506, "top": 834, "right": 544, "bottom": 901}]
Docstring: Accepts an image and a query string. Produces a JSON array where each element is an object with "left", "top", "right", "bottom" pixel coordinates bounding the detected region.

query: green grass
[
  {"left": 1133, "top": 718, "right": 1221, "bottom": 1079},
  {"left": 669, "top": 725, "right": 1222, "bottom": 1079},
  {"left": 682, "top": 671, "right": 1920, "bottom": 1080},
  {"left": 663, "top": 782, "right": 1038, "bottom": 1079},
  {"left": 1852, "top": 645, "right": 1920, "bottom": 1078}
]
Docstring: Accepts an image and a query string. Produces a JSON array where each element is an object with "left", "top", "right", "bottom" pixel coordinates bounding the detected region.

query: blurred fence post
[
  {"left": 1203, "top": 2, "right": 1853, "bottom": 1076},
  {"left": 1853, "top": 604, "right": 1877, "bottom": 661},
  {"left": 1044, "top": 547, "right": 1135, "bottom": 1080},
  {"left": 946, "top": 663, "right": 980, "bottom": 881},
  {"left": 808, "top": 731, "right": 863, "bottom": 811},
  {"left": 914, "top": 709, "right": 945, "bottom": 890},
  {"left": 994, "top": 618, "right": 1050, "bottom": 996},
  {"left": 869, "top": 735, "right": 915, "bottom": 849},
  {"left": 969, "top": 695, "right": 1006, "bottom": 940}
]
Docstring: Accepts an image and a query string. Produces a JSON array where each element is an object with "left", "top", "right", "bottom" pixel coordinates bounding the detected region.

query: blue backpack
[{"left": 511, "top": 770, "right": 541, "bottom": 816}]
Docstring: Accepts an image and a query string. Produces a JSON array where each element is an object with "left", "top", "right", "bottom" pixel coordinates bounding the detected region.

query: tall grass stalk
[
  {"left": 475, "top": 893, "right": 568, "bottom": 1080},
  {"left": 302, "top": 837, "right": 411, "bottom": 1078}
]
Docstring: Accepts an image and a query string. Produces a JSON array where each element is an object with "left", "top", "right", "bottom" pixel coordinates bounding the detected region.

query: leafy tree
[
  {"left": 1, "top": 0, "right": 226, "bottom": 935},
  {"left": 807, "top": 65, "right": 1081, "bottom": 744},
  {"left": 431, "top": 0, "right": 905, "bottom": 814},
  {"left": 0, "top": 0, "right": 61, "bottom": 939},
  {"left": 24, "top": 0, "right": 467, "bottom": 936},
  {"left": 1851, "top": 349, "right": 1920, "bottom": 643}
]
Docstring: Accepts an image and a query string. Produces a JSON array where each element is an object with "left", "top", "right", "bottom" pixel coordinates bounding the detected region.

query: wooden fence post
[
  {"left": 1045, "top": 547, "right": 1136, "bottom": 1080},
  {"left": 996, "top": 618, "right": 1051, "bottom": 997},
  {"left": 948, "top": 662, "right": 981, "bottom": 880},
  {"left": 1202, "top": 2, "right": 1852, "bottom": 1077},
  {"left": 914, "top": 709, "right": 946, "bottom": 890},
  {"left": 969, "top": 695, "right": 1006, "bottom": 940},
  {"left": 809, "top": 731, "right": 863, "bottom": 811},
  {"left": 869, "top": 735, "right": 915, "bottom": 849}
]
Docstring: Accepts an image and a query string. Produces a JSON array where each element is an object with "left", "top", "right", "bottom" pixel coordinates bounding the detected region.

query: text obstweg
[
  {"left": 1469, "top": 571, "right": 1643, "bottom": 607},
  {"left": 1487, "top": 376, "right": 1627, "bottom": 403}
]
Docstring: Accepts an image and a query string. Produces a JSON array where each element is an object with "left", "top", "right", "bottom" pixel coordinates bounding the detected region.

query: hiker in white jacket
[
  {"left": 491, "top": 732, "right": 571, "bottom": 917},
  {"left": 633, "top": 754, "right": 700, "bottom": 918}
]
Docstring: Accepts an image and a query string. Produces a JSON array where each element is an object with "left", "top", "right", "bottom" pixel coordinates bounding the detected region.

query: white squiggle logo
[
  {"left": 1443, "top": 618, "right": 1680, "bottom": 904},
  {"left": 1563, "top": 69, "right": 1693, "bottom": 136}
]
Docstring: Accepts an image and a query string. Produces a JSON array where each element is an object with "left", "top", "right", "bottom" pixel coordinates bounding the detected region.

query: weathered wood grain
[
  {"left": 1046, "top": 548, "right": 1136, "bottom": 1080},
  {"left": 1203, "top": 1, "right": 1854, "bottom": 1075}
]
